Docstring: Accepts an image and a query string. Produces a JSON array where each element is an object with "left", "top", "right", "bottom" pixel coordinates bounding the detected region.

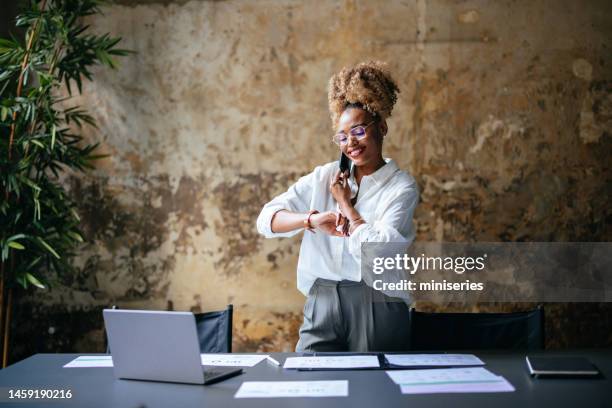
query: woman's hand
[
  {"left": 335, "top": 211, "right": 349, "bottom": 236},
  {"left": 329, "top": 170, "right": 352, "bottom": 207},
  {"left": 310, "top": 211, "right": 346, "bottom": 237}
]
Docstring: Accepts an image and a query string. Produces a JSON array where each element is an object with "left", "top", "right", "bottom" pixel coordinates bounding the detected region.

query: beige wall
[{"left": 15, "top": 0, "right": 612, "bottom": 356}]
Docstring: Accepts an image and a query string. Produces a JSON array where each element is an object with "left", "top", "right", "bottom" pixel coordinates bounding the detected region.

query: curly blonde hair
[{"left": 327, "top": 60, "right": 400, "bottom": 129}]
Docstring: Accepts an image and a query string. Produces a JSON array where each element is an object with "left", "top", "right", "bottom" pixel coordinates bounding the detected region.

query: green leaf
[
  {"left": 26, "top": 273, "right": 46, "bottom": 289},
  {"left": 1, "top": 106, "right": 7, "bottom": 121},
  {"left": 51, "top": 124, "right": 56, "bottom": 149},
  {"left": 26, "top": 256, "right": 42, "bottom": 270},
  {"left": 8, "top": 242, "right": 25, "bottom": 250},
  {"left": 85, "top": 153, "right": 110, "bottom": 161},
  {"left": 31, "top": 139, "right": 44, "bottom": 148},
  {"left": 34, "top": 197, "right": 41, "bottom": 220},
  {"left": 37, "top": 237, "right": 60, "bottom": 259},
  {"left": 18, "top": 174, "right": 41, "bottom": 192},
  {"left": 17, "top": 275, "right": 27, "bottom": 289},
  {"left": 68, "top": 231, "right": 83, "bottom": 242},
  {"left": 70, "top": 208, "right": 81, "bottom": 222},
  {"left": 0, "top": 38, "right": 17, "bottom": 51},
  {"left": 7, "top": 233, "right": 26, "bottom": 242}
]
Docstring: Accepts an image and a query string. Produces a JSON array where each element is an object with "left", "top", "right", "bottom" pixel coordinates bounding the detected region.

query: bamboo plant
[{"left": 0, "top": 0, "right": 130, "bottom": 367}]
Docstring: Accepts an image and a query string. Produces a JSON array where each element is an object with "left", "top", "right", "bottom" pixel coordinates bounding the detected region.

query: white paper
[
  {"left": 64, "top": 354, "right": 268, "bottom": 368},
  {"left": 200, "top": 354, "right": 268, "bottom": 367},
  {"left": 387, "top": 367, "right": 515, "bottom": 394},
  {"left": 385, "top": 353, "right": 485, "bottom": 367},
  {"left": 235, "top": 380, "right": 348, "bottom": 398},
  {"left": 283, "top": 355, "right": 379, "bottom": 369},
  {"left": 399, "top": 380, "right": 515, "bottom": 394},
  {"left": 63, "top": 356, "right": 113, "bottom": 368},
  {"left": 387, "top": 366, "right": 500, "bottom": 384}
]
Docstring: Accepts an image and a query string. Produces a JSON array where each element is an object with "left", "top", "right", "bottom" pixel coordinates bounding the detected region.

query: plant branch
[
  {"left": 2, "top": 287, "right": 12, "bottom": 368},
  {"left": 8, "top": 0, "right": 48, "bottom": 161}
]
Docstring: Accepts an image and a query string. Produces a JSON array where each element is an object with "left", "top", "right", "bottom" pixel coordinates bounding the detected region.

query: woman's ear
[{"left": 379, "top": 119, "right": 388, "bottom": 137}]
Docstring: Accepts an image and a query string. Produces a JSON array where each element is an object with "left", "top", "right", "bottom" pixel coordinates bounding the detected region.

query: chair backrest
[
  {"left": 409, "top": 306, "right": 544, "bottom": 351},
  {"left": 194, "top": 304, "right": 233, "bottom": 353},
  {"left": 105, "top": 304, "right": 233, "bottom": 354}
]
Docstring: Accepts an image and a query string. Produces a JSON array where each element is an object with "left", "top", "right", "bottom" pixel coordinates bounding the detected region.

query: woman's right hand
[{"left": 310, "top": 211, "right": 345, "bottom": 237}]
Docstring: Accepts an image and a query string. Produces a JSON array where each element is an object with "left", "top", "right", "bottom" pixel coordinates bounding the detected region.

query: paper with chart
[
  {"left": 235, "top": 380, "right": 349, "bottom": 398},
  {"left": 200, "top": 354, "right": 269, "bottom": 367},
  {"left": 283, "top": 355, "right": 379, "bottom": 369},
  {"left": 63, "top": 356, "right": 113, "bottom": 368},
  {"left": 386, "top": 367, "right": 515, "bottom": 394},
  {"left": 385, "top": 353, "right": 485, "bottom": 367}
]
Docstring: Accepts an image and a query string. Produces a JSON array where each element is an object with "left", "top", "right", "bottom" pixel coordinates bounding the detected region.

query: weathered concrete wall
[{"left": 12, "top": 0, "right": 612, "bottom": 360}]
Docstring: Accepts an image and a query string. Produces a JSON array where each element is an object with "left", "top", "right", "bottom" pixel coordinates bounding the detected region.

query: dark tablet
[{"left": 526, "top": 356, "right": 600, "bottom": 377}]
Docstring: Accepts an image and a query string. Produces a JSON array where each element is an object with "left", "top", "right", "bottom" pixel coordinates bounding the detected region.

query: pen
[{"left": 266, "top": 356, "right": 281, "bottom": 366}]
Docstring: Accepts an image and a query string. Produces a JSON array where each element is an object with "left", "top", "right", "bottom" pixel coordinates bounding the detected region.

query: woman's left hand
[{"left": 330, "top": 170, "right": 352, "bottom": 207}]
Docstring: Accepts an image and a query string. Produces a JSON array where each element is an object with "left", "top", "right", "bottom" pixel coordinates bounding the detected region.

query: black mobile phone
[{"left": 339, "top": 152, "right": 351, "bottom": 174}]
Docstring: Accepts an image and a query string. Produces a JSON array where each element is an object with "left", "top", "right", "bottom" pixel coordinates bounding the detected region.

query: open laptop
[{"left": 103, "top": 309, "right": 243, "bottom": 385}]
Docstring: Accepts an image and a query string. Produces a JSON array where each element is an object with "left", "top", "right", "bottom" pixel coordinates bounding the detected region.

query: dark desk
[{"left": 0, "top": 350, "right": 610, "bottom": 407}]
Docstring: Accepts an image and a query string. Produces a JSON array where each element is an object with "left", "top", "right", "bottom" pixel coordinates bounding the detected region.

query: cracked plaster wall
[{"left": 11, "top": 0, "right": 612, "bottom": 360}]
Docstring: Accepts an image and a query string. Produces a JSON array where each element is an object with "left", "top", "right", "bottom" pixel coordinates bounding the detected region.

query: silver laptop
[{"left": 103, "top": 309, "right": 242, "bottom": 385}]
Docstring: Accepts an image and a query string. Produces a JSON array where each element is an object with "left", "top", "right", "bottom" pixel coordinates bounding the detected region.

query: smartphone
[
  {"left": 339, "top": 152, "right": 351, "bottom": 174},
  {"left": 337, "top": 152, "right": 352, "bottom": 234}
]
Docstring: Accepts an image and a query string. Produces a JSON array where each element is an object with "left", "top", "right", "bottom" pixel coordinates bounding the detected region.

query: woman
[{"left": 256, "top": 61, "right": 419, "bottom": 352}]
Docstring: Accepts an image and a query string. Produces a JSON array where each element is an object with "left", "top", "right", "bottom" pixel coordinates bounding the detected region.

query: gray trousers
[{"left": 295, "top": 278, "right": 411, "bottom": 352}]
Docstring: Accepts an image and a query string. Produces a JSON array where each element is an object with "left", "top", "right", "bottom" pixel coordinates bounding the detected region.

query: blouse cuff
[{"left": 256, "top": 206, "right": 288, "bottom": 238}]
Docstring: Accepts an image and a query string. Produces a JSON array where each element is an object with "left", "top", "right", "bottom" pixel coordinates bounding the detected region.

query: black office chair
[
  {"left": 194, "top": 304, "right": 233, "bottom": 353},
  {"left": 104, "top": 304, "right": 233, "bottom": 354},
  {"left": 408, "top": 305, "right": 544, "bottom": 351}
]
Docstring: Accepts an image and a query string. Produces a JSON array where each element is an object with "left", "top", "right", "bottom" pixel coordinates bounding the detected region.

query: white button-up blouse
[{"left": 256, "top": 158, "right": 419, "bottom": 296}]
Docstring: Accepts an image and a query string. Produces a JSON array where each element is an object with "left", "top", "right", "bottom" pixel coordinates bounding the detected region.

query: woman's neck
[{"left": 354, "top": 156, "right": 386, "bottom": 185}]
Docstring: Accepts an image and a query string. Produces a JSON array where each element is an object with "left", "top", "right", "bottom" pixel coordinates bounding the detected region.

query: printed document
[
  {"left": 200, "top": 354, "right": 268, "bottom": 367},
  {"left": 386, "top": 367, "right": 515, "bottom": 394},
  {"left": 235, "top": 380, "right": 349, "bottom": 398},
  {"left": 284, "top": 355, "right": 379, "bottom": 369},
  {"left": 385, "top": 353, "right": 484, "bottom": 367}
]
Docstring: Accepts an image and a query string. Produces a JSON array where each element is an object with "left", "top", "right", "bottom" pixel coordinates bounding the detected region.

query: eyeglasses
[{"left": 332, "top": 121, "right": 376, "bottom": 145}]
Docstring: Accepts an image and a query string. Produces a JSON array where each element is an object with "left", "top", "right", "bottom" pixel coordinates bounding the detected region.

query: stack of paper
[
  {"left": 385, "top": 353, "right": 485, "bottom": 367},
  {"left": 235, "top": 380, "right": 349, "bottom": 398},
  {"left": 283, "top": 355, "right": 379, "bottom": 369},
  {"left": 386, "top": 367, "right": 515, "bottom": 394}
]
